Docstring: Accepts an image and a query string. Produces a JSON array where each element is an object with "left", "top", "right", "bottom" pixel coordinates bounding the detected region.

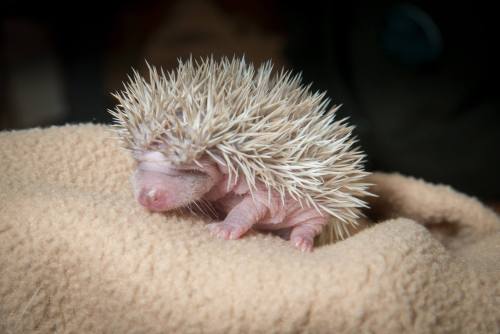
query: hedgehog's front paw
[
  {"left": 207, "top": 222, "right": 247, "bottom": 240},
  {"left": 291, "top": 236, "right": 314, "bottom": 252}
]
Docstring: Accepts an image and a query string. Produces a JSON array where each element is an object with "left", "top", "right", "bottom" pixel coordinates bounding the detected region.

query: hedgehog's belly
[
  {"left": 207, "top": 186, "right": 327, "bottom": 251},
  {"left": 255, "top": 204, "right": 324, "bottom": 231},
  {"left": 213, "top": 188, "right": 324, "bottom": 230}
]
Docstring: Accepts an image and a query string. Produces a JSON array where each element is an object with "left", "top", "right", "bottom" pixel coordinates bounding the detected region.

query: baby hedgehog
[{"left": 110, "top": 57, "right": 371, "bottom": 251}]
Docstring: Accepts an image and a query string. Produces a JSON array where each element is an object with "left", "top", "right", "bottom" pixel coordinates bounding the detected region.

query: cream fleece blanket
[{"left": 0, "top": 124, "right": 499, "bottom": 334}]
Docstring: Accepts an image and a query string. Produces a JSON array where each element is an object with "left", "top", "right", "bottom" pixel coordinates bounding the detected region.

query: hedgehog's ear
[{"left": 154, "top": 141, "right": 169, "bottom": 151}]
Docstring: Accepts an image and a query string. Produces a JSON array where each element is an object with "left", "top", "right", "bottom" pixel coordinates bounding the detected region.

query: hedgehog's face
[{"left": 132, "top": 151, "right": 222, "bottom": 212}]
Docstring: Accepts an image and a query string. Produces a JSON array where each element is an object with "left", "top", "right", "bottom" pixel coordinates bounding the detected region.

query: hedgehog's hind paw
[{"left": 291, "top": 236, "right": 314, "bottom": 252}]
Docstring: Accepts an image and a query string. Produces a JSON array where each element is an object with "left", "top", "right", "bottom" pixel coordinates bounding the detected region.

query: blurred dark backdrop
[{"left": 1, "top": 0, "right": 499, "bottom": 201}]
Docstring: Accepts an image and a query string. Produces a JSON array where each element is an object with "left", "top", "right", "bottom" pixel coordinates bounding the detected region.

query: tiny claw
[
  {"left": 292, "top": 236, "right": 314, "bottom": 252},
  {"left": 218, "top": 228, "right": 229, "bottom": 239},
  {"left": 229, "top": 227, "right": 246, "bottom": 240},
  {"left": 207, "top": 222, "right": 246, "bottom": 240}
]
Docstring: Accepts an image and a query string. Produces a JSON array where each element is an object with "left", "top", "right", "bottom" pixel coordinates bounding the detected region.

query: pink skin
[{"left": 132, "top": 151, "right": 327, "bottom": 251}]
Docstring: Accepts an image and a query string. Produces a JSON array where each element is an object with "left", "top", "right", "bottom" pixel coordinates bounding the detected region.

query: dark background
[{"left": 1, "top": 0, "right": 499, "bottom": 203}]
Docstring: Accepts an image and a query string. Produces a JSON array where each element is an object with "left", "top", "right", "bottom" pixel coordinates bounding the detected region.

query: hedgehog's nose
[{"left": 138, "top": 188, "right": 168, "bottom": 211}]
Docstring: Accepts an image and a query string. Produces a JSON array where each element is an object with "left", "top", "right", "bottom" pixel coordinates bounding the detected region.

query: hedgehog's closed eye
[{"left": 181, "top": 169, "right": 207, "bottom": 177}]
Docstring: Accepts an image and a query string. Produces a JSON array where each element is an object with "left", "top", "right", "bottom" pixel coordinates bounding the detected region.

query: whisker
[
  {"left": 198, "top": 200, "right": 212, "bottom": 218},
  {"left": 200, "top": 199, "right": 218, "bottom": 218},
  {"left": 185, "top": 203, "right": 196, "bottom": 216},
  {"left": 192, "top": 200, "right": 207, "bottom": 217}
]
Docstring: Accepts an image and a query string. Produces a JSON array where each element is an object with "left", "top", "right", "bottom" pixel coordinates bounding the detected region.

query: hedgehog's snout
[{"left": 138, "top": 187, "right": 169, "bottom": 212}]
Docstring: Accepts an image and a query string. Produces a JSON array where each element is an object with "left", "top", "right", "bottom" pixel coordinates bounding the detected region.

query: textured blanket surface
[{"left": 0, "top": 124, "right": 499, "bottom": 334}]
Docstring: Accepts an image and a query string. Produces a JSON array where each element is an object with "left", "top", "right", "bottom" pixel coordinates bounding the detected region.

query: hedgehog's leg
[
  {"left": 208, "top": 195, "right": 268, "bottom": 240},
  {"left": 289, "top": 218, "right": 327, "bottom": 252}
]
